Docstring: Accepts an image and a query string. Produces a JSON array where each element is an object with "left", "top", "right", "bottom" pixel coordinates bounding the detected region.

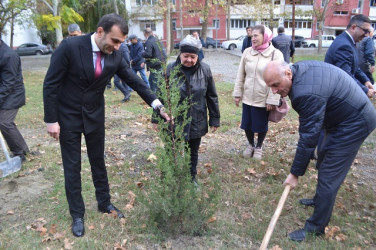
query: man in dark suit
[
  {"left": 0, "top": 39, "right": 29, "bottom": 162},
  {"left": 142, "top": 28, "right": 166, "bottom": 92},
  {"left": 264, "top": 60, "right": 376, "bottom": 241},
  {"left": 241, "top": 26, "right": 252, "bottom": 53},
  {"left": 272, "top": 26, "right": 295, "bottom": 63},
  {"left": 325, "top": 14, "right": 374, "bottom": 98},
  {"left": 43, "top": 14, "right": 169, "bottom": 237}
]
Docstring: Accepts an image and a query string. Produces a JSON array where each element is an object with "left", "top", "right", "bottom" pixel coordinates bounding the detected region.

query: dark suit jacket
[
  {"left": 43, "top": 34, "right": 156, "bottom": 134},
  {"left": 241, "top": 36, "right": 252, "bottom": 53},
  {"left": 142, "top": 35, "right": 166, "bottom": 70},
  {"left": 0, "top": 40, "right": 25, "bottom": 110},
  {"left": 324, "top": 32, "right": 369, "bottom": 94},
  {"left": 130, "top": 41, "right": 145, "bottom": 70}
]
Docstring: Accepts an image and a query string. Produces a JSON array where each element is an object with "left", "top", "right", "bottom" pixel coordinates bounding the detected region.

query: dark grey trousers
[
  {"left": 0, "top": 109, "right": 29, "bottom": 156},
  {"left": 304, "top": 128, "right": 370, "bottom": 234}
]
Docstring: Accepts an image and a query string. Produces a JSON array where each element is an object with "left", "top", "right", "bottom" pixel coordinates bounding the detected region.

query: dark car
[
  {"left": 291, "top": 36, "right": 308, "bottom": 48},
  {"left": 205, "top": 37, "right": 221, "bottom": 48},
  {"left": 14, "top": 43, "right": 53, "bottom": 56},
  {"left": 174, "top": 37, "right": 221, "bottom": 49}
]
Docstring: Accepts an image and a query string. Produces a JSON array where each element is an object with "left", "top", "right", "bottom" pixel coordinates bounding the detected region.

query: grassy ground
[{"left": 0, "top": 56, "right": 375, "bottom": 249}]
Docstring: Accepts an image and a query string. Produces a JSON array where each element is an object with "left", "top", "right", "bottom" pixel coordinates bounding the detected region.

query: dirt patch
[{"left": 0, "top": 174, "right": 52, "bottom": 215}]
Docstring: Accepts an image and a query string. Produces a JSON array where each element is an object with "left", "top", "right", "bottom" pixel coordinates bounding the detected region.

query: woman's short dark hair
[
  {"left": 253, "top": 25, "right": 265, "bottom": 36},
  {"left": 97, "top": 13, "right": 128, "bottom": 35}
]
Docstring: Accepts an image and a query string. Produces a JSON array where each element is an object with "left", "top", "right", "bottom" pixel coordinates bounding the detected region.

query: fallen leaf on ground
[
  {"left": 64, "top": 238, "right": 74, "bottom": 249},
  {"left": 6, "top": 210, "right": 14, "bottom": 215},
  {"left": 207, "top": 217, "right": 216, "bottom": 223},
  {"left": 88, "top": 224, "right": 95, "bottom": 230},
  {"left": 271, "top": 245, "right": 282, "bottom": 250},
  {"left": 147, "top": 153, "right": 157, "bottom": 162},
  {"left": 49, "top": 224, "right": 57, "bottom": 234}
]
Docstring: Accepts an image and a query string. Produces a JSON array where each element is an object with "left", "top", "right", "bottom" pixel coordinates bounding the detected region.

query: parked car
[
  {"left": 14, "top": 43, "right": 53, "bottom": 56},
  {"left": 292, "top": 35, "right": 308, "bottom": 48},
  {"left": 205, "top": 37, "right": 221, "bottom": 48},
  {"left": 221, "top": 35, "right": 246, "bottom": 50},
  {"left": 174, "top": 37, "right": 221, "bottom": 49},
  {"left": 306, "top": 35, "right": 336, "bottom": 48}
]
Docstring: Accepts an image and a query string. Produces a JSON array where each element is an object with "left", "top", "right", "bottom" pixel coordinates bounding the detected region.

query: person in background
[
  {"left": 154, "top": 35, "right": 220, "bottom": 184},
  {"left": 241, "top": 26, "right": 253, "bottom": 53},
  {"left": 325, "top": 14, "right": 374, "bottom": 98},
  {"left": 43, "top": 14, "right": 169, "bottom": 238},
  {"left": 0, "top": 39, "right": 29, "bottom": 162},
  {"left": 272, "top": 26, "right": 295, "bottom": 63},
  {"left": 192, "top": 31, "right": 205, "bottom": 61},
  {"left": 129, "top": 34, "right": 150, "bottom": 87},
  {"left": 113, "top": 42, "right": 133, "bottom": 102},
  {"left": 357, "top": 27, "right": 375, "bottom": 85},
  {"left": 67, "top": 24, "right": 82, "bottom": 37},
  {"left": 233, "top": 25, "right": 284, "bottom": 160},
  {"left": 263, "top": 60, "right": 376, "bottom": 242},
  {"left": 143, "top": 28, "right": 166, "bottom": 92}
]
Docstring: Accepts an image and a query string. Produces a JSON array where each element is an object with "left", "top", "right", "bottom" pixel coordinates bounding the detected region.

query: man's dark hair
[
  {"left": 277, "top": 26, "right": 285, "bottom": 34},
  {"left": 246, "top": 26, "right": 253, "bottom": 30},
  {"left": 347, "top": 14, "right": 371, "bottom": 29},
  {"left": 97, "top": 13, "right": 128, "bottom": 35}
]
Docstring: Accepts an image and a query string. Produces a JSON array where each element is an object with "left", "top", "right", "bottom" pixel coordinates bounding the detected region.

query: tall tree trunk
[
  {"left": 226, "top": 0, "right": 231, "bottom": 40},
  {"left": 52, "top": 0, "right": 63, "bottom": 46},
  {"left": 10, "top": 12, "right": 15, "bottom": 48},
  {"left": 166, "top": 0, "right": 171, "bottom": 55},
  {"left": 113, "top": 0, "right": 119, "bottom": 15},
  {"left": 201, "top": 0, "right": 209, "bottom": 41},
  {"left": 179, "top": 0, "right": 184, "bottom": 39}
]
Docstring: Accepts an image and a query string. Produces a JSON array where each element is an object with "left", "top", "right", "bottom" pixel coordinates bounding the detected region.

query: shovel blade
[{"left": 0, "top": 156, "right": 22, "bottom": 178}]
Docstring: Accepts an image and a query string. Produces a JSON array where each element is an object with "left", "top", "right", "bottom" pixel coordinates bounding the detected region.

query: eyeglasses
[{"left": 356, "top": 25, "right": 370, "bottom": 34}]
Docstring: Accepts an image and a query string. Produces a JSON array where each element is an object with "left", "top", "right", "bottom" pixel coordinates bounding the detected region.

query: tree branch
[{"left": 40, "top": 0, "right": 54, "bottom": 13}]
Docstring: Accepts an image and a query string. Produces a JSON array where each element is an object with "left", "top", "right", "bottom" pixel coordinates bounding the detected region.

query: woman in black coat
[{"left": 157, "top": 35, "right": 220, "bottom": 183}]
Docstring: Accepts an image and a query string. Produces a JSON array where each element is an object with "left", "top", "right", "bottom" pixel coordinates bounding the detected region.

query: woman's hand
[
  {"left": 266, "top": 104, "right": 276, "bottom": 111},
  {"left": 234, "top": 97, "right": 241, "bottom": 107}
]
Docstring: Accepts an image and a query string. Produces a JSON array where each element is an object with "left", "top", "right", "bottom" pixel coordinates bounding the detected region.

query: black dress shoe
[
  {"left": 288, "top": 229, "right": 306, "bottom": 242},
  {"left": 98, "top": 204, "right": 124, "bottom": 218},
  {"left": 72, "top": 218, "right": 85, "bottom": 237},
  {"left": 299, "top": 198, "right": 315, "bottom": 207}
]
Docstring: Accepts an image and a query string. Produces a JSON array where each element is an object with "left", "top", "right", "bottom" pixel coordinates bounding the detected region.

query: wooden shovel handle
[{"left": 259, "top": 185, "right": 291, "bottom": 250}]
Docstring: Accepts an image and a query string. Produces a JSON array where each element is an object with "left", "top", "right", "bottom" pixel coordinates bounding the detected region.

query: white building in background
[
  {"left": 126, "top": 0, "right": 164, "bottom": 40},
  {"left": 1, "top": 8, "right": 41, "bottom": 48},
  {"left": 229, "top": 1, "right": 313, "bottom": 39}
]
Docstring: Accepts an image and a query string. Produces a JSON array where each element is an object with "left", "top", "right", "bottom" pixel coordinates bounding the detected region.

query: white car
[
  {"left": 222, "top": 35, "right": 246, "bottom": 50},
  {"left": 307, "top": 35, "right": 336, "bottom": 48}
]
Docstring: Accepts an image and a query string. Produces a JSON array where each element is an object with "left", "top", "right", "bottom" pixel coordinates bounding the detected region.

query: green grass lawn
[{"left": 0, "top": 65, "right": 375, "bottom": 249}]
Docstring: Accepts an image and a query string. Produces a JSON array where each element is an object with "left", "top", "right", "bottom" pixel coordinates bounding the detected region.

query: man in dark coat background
[
  {"left": 129, "top": 34, "right": 150, "bottom": 87},
  {"left": 356, "top": 27, "right": 375, "bottom": 85},
  {"left": 0, "top": 39, "right": 29, "bottom": 161},
  {"left": 241, "top": 26, "right": 252, "bottom": 53},
  {"left": 272, "top": 26, "right": 295, "bottom": 63},
  {"left": 43, "top": 14, "right": 169, "bottom": 237},
  {"left": 264, "top": 60, "right": 376, "bottom": 242},
  {"left": 142, "top": 28, "right": 166, "bottom": 92},
  {"left": 113, "top": 42, "right": 133, "bottom": 102},
  {"left": 325, "top": 14, "right": 374, "bottom": 98}
]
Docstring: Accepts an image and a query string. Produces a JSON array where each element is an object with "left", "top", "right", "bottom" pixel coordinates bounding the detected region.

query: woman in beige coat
[{"left": 233, "top": 25, "right": 284, "bottom": 159}]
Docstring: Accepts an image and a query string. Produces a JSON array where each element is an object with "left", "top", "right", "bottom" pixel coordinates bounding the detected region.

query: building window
[
  {"left": 230, "top": 19, "right": 255, "bottom": 29},
  {"left": 140, "top": 20, "right": 156, "bottom": 31},
  {"left": 172, "top": 19, "right": 176, "bottom": 31},
  {"left": 284, "top": 20, "right": 312, "bottom": 29},
  {"left": 171, "top": 0, "right": 176, "bottom": 4},
  {"left": 136, "top": 0, "right": 157, "bottom": 6},
  {"left": 213, "top": 19, "right": 220, "bottom": 29},
  {"left": 333, "top": 11, "right": 348, "bottom": 15},
  {"left": 321, "top": 0, "right": 327, "bottom": 7},
  {"left": 274, "top": 0, "right": 281, "bottom": 4},
  {"left": 371, "top": 0, "right": 376, "bottom": 6}
]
